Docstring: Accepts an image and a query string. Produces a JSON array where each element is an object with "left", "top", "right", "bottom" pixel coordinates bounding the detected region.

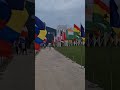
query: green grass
[{"left": 54, "top": 46, "right": 85, "bottom": 66}]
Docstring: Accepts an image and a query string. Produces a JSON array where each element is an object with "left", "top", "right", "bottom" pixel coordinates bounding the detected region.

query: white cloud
[
  {"left": 35, "top": 0, "right": 85, "bottom": 29},
  {"left": 36, "top": 0, "right": 84, "bottom": 11}
]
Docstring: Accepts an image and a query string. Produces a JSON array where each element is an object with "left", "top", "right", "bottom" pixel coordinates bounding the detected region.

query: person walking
[
  {"left": 15, "top": 40, "right": 19, "bottom": 55},
  {"left": 24, "top": 41, "right": 28, "bottom": 55},
  {"left": 19, "top": 41, "right": 22, "bottom": 55},
  {"left": 21, "top": 42, "right": 25, "bottom": 55},
  {"left": 48, "top": 43, "right": 51, "bottom": 50}
]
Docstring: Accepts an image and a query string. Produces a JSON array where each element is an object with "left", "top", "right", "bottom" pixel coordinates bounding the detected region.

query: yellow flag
[
  {"left": 37, "top": 30, "right": 47, "bottom": 40},
  {"left": 7, "top": 8, "right": 29, "bottom": 33}
]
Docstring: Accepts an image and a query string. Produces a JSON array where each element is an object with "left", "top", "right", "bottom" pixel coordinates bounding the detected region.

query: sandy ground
[{"left": 35, "top": 48, "right": 85, "bottom": 90}]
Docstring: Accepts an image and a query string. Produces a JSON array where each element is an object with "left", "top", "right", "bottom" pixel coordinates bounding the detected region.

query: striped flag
[
  {"left": 93, "top": 0, "right": 110, "bottom": 22},
  {"left": 74, "top": 24, "right": 80, "bottom": 32},
  {"left": 68, "top": 28, "right": 74, "bottom": 35}
]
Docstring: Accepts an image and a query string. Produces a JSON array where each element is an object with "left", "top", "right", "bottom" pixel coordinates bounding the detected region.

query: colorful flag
[
  {"left": 66, "top": 29, "right": 74, "bottom": 40},
  {"left": 74, "top": 24, "right": 80, "bottom": 32},
  {"left": 93, "top": 0, "right": 110, "bottom": 22},
  {"left": 68, "top": 28, "right": 74, "bottom": 35},
  {"left": 34, "top": 16, "right": 47, "bottom": 45}
]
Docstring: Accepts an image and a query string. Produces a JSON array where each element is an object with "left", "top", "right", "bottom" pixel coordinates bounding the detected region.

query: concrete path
[
  {"left": 35, "top": 48, "right": 85, "bottom": 90},
  {"left": 0, "top": 49, "right": 34, "bottom": 90}
]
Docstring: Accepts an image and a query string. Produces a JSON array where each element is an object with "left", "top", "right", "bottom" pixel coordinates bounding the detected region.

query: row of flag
[
  {"left": 34, "top": 16, "right": 47, "bottom": 51},
  {"left": 0, "top": 0, "right": 29, "bottom": 57},
  {"left": 55, "top": 24, "right": 85, "bottom": 42},
  {"left": 86, "top": 0, "right": 120, "bottom": 35}
]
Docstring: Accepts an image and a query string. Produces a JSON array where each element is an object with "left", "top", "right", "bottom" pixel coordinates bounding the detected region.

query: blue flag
[
  {"left": 110, "top": 0, "right": 120, "bottom": 27},
  {"left": 81, "top": 25, "right": 85, "bottom": 37},
  {"left": 34, "top": 16, "right": 45, "bottom": 30}
]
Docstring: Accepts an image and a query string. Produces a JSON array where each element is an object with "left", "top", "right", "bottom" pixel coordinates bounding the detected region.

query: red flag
[
  {"left": 62, "top": 32, "right": 66, "bottom": 41},
  {"left": 0, "top": 40, "right": 12, "bottom": 57},
  {"left": 94, "top": 0, "right": 109, "bottom": 13},
  {"left": 35, "top": 42, "right": 40, "bottom": 51}
]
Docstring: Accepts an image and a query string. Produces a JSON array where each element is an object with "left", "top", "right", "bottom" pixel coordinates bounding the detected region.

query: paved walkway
[
  {"left": 0, "top": 47, "right": 103, "bottom": 90},
  {"left": 35, "top": 48, "right": 85, "bottom": 90},
  {"left": 0, "top": 49, "right": 34, "bottom": 90}
]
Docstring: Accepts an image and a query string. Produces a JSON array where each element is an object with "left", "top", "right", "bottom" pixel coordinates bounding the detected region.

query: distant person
[
  {"left": 24, "top": 41, "right": 28, "bottom": 55},
  {"left": 15, "top": 40, "right": 19, "bottom": 55},
  {"left": 48, "top": 43, "right": 51, "bottom": 50},
  {"left": 22, "top": 42, "right": 27, "bottom": 55},
  {"left": 21, "top": 42, "right": 24, "bottom": 55},
  {"left": 44, "top": 43, "right": 46, "bottom": 48},
  {"left": 19, "top": 42, "right": 22, "bottom": 54}
]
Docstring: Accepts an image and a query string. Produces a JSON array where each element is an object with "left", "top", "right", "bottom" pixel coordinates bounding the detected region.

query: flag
[
  {"left": 0, "top": 40, "right": 12, "bottom": 57},
  {"left": 35, "top": 29, "right": 47, "bottom": 44},
  {"left": 34, "top": 16, "right": 45, "bottom": 30},
  {"left": 81, "top": 25, "right": 85, "bottom": 37},
  {"left": 34, "top": 16, "right": 47, "bottom": 45},
  {"left": 37, "top": 30, "right": 47, "bottom": 40},
  {"left": 110, "top": 0, "right": 120, "bottom": 27},
  {"left": 0, "top": 26, "right": 20, "bottom": 42},
  {"left": 66, "top": 29, "right": 74, "bottom": 40},
  {"left": 61, "top": 30, "right": 66, "bottom": 41},
  {"left": 68, "top": 28, "right": 74, "bottom": 35},
  {"left": 35, "top": 42, "right": 40, "bottom": 50},
  {"left": 7, "top": 8, "right": 29, "bottom": 33},
  {"left": 63, "top": 31, "right": 66, "bottom": 40},
  {"left": 94, "top": 0, "right": 109, "bottom": 14},
  {"left": 93, "top": 0, "right": 110, "bottom": 22},
  {"left": 35, "top": 26, "right": 40, "bottom": 35},
  {"left": 74, "top": 24, "right": 80, "bottom": 32}
]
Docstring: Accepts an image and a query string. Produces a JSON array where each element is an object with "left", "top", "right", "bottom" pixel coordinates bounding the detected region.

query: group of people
[
  {"left": 41, "top": 42, "right": 52, "bottom": 50},
  {"left": 14, "top": 38, "right": 28, "bottom": 55}
]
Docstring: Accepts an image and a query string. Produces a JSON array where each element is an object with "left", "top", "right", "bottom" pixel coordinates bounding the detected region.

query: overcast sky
[{"left": 35, "top": 0, "right": 85, "bottom": 29}]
